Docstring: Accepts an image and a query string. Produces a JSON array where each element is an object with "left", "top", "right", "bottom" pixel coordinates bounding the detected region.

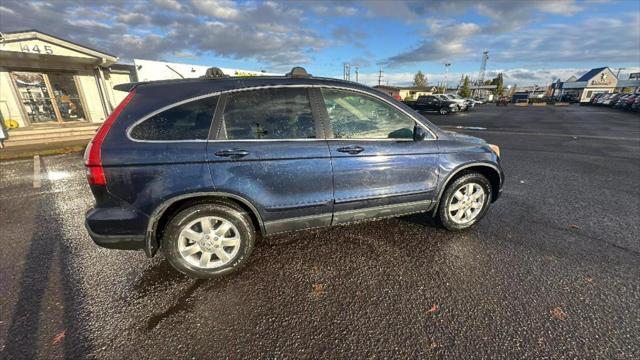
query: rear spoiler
[{"left": 113, "top": 82, "right": 141, "bottom": 92}]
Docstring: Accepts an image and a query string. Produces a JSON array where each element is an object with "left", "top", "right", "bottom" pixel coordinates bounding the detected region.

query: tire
[
  {"left": 438, "top": 172, "right": 492, "bottom": 231},
  {"left": 163, "top": 202, "right": 255, "bottom": 278},
  {"left": 439, "top": 107, "right": 448, "bottom": 115}
]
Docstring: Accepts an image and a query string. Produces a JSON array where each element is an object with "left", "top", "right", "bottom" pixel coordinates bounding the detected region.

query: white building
[
  {"left": 555, "top": 67, "right": 640, "bottom": 103},
  {"left": 134, "top": 59, "right": 278, "bottom": 82},
  {"left": 0, "top": 30, "right": 135, "bottom": 129}
]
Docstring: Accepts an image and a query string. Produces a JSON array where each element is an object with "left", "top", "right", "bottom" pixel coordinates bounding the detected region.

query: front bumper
[{"left": 493, "top": 166, "right": 505, "bottom": 202}]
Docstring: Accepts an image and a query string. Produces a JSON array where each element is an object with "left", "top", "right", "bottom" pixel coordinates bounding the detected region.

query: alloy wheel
[
  {"left": 177, "top": 216, "right": 241, "bottom": 269},
  {"left": 448, "top": 183, "right": 486, "bottom": 225}
]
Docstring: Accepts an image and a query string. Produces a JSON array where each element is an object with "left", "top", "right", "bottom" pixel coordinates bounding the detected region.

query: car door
[
  {"left": 419, "top": 96, "right": 439, "bottom": 112},
  {"left": 206, "top": 87, "right": 334, "bottom": 234},
  {"left": 319, "top": 88, "right": 439, "bottom": 224}
]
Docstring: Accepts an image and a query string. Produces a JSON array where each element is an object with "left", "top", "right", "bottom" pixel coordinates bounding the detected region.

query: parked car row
[
  {"left": 589, "top": 93, "right": 640, "bottom": 111},
  {"left": 404, "top": 94, "right": 479, "bottom": 115}
]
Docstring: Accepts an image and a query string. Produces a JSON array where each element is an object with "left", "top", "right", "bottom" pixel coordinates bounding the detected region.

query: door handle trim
[
  {"left": 214, "top": 148, "right": 250, "bottom": 158},
  {"left": 336, "top": 145, "right": 364, "bottom": 154}
]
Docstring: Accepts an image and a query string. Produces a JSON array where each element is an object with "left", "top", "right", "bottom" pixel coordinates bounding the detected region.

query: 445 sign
[{"left": 20, "top": 42, "right": 54, "bottom": 54}]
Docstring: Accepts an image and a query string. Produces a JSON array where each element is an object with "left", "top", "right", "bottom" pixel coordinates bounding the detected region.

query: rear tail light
[{"left": 85, "top": 89, "right": 136, "bottom": 185}]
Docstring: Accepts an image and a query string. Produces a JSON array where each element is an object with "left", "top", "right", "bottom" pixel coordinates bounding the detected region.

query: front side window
[
  {"left": 130, "top": 96, "right": 217, "bottom": 140},
  {"left": 220, "top": 88, "right": 315, "bottom": 140},
  {"left": 321, "top": 89, "right": 416, "bottom": 139}
]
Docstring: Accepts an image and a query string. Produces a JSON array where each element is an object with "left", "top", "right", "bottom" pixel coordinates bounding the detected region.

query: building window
[{"left": 11, "top": 71, "right": 87, "bottom": 125}]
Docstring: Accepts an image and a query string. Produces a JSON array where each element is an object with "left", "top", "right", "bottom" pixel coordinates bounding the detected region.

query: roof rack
[
  {"left": 286, "top": 66, "right": 311, "bottom": 78},
  {"left": 201, "top": 67, "right": 229, "bottom": 79}
]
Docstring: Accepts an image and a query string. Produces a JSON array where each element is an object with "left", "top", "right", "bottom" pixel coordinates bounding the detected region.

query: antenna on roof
[{"left": 286, "top": 67, "right": 311, "bottom": 78}]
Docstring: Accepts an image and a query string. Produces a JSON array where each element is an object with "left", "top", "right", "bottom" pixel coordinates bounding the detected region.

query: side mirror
[{"left": 414, "top": 125, "right": 427, "bottom": 141}]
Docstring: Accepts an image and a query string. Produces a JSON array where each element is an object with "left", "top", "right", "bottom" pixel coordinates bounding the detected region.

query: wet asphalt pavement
[{"left": 1, "top": 105, "right": 639, "bottom": 359}]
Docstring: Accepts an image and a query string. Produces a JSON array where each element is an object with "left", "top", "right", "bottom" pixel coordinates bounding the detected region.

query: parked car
[
  {"left": 613, "top": 94, "right": 629, "bottom": 109},
  {"left": 603, "top": 93, "right": 622, "bottom": 106},
  {"left": 589, "top": 93, "right": 604, "bottom": 105},
  {"left": 446, "top": 93, "right": 475, "bottom": 110},
  {"left": 406, "top": 95, "right": 459, "bottom": 115},
  {"left": 496, "top": 96, "right": 509, "bottom": 106},
  {"left": 597, "top": 93, "right": 612, "bottom": 105},
  {"left": 631, "top": 95, "right": 640, "bottom": 112},
  {"left": 84, "top": 67, "right": 504, "bottom": 278},
  {"left": 617, "top": 94, "right": 637, "bottom": 110},
  {"left": 434, "top": 94, "right": 468, "bottom": 111}
]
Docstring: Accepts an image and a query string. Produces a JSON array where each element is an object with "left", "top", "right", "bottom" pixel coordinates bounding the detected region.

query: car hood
[{"left": 442, "top": 130, "right": 487, "bottom": 144}]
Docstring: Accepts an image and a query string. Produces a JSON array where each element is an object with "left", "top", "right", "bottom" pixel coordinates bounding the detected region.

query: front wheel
[
  {"left": 439, "top": 107, "right": 448, "bottom": 115},
  {"left": 163, "top": 202, "right": 255, "bottom": 278},
  {"left": 438, "top": 173, "right": 492, "bottom": 230}
]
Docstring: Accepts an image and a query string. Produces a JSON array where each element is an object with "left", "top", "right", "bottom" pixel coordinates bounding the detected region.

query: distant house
[{"left": 373, "top": 85, "right": 401, "bottom": 99}]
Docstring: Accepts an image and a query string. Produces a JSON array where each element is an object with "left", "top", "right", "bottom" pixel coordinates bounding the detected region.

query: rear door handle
[
  {"left": 214, "top": 148, "right": 250, "bottom": 158},
  {"left": 337, "top": 145, "right": 364, "bottom": 154}
]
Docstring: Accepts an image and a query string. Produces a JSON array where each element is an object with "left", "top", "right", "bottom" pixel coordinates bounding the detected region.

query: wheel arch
[
  {"left": 144, "top": 192, "right": 265, "bottom": 257},
  {"left": 432, "top": 162, "right": 502, "bottom": 217}
]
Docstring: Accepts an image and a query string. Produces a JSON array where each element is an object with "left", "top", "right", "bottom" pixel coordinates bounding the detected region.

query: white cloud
[
  {"left": 0, "top": 5, "right": 15, "bottom": 14},
  {"left": 67, "top": 19, "right": 112, "bottom": 29},
  {"left": 154, "top": 0, "right": 182, "bottom": 11},
  {"left": 335, "top": 6, "right": 358, "bottom": 16},
  {"left": 192, "top": 0, "right": 240, "bottom": 19}
]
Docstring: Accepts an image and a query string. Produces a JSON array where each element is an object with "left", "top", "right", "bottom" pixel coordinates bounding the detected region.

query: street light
[{"left": 444, "top": 63, "right": 451, "bottom": 93}]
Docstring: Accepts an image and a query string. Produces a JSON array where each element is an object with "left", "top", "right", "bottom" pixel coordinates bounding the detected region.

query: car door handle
[
  {"left": 214, "top": 149, "right": 250, "bottom": 158},
  {"left": 337, "top": 145, "right": 364, "bottom": 154}
]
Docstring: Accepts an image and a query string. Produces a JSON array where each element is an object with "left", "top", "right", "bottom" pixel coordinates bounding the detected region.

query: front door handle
[
  {"left": 214, "top": 148, "right": 250, "bottom": 158},
  {"left": 337, "top": 145, "right": 364, "bottom": 154}
]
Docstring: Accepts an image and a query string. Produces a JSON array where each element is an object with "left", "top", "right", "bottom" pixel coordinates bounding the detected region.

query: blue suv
[{"left": 84, "top": 67, "right": 503, "bottom": 278}]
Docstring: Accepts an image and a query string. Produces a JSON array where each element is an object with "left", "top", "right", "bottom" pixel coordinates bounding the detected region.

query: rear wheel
[
  {"left": 163, "top": 202, "right": 255, "bottom": 278},
  {"left": 438, "top": 173, "right": 492, "bottom": 230}
]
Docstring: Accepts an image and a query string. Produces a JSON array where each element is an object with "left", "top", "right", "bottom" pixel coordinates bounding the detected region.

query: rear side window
[
  {"left": 130, "top": 96, "right": 218, "bottom": 140},
  {"left": 220, "top": 88, "right": 315, "bottom": 140}
]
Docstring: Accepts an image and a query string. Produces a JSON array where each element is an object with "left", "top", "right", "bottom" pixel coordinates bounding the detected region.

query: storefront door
[{"left": 11, "top": 71, "right": 87, "bottom": 125}]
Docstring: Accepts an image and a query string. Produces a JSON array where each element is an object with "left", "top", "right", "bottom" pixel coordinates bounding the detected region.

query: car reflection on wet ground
[{"left": 1, "top": 105, "right": 639, "bottom": 358}]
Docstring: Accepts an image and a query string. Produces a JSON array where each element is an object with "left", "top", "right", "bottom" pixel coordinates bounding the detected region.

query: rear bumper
[
  {"left": 85, "top": 220, "right": 145, "bottom": 250},
  {"left": 85, "top": 207, "right": 147, "bottom": 250}
]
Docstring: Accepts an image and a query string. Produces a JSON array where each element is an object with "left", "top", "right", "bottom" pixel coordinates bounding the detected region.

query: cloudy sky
[{"left": 1, "top": 0, "right": 639, "bottom": 86}]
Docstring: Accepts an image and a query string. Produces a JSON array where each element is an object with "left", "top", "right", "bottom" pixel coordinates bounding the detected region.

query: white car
[{"left": 436, "top": 94, "right": 469, "bottom": 111}]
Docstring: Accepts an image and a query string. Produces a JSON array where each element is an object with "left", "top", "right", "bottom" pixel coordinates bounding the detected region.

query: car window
[
  {"left": 130, "top": 96, "right": 217, "bottom": 140},
  {"left": 321, "top": 88, "right": 416, "bottom": 139},
  {"left": 221, "top": 88, "right": 315, "bottom": 140}
]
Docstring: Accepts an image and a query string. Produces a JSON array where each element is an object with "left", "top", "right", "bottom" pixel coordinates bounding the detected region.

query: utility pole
[
  {"left": 343, "top": 63, "right": 350, "bottom": 81},
  {"left": 475, "top": 51, "right": 489, "bottom": 97},
  {"left": 355, "top": 66, "right": 359, "bottom": 83},
  {"left": 378, "top": 67, "right": 383, "bottom": 86},
  {"left": 444, "top": 62, "right": 451, "bottom": 93}
]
